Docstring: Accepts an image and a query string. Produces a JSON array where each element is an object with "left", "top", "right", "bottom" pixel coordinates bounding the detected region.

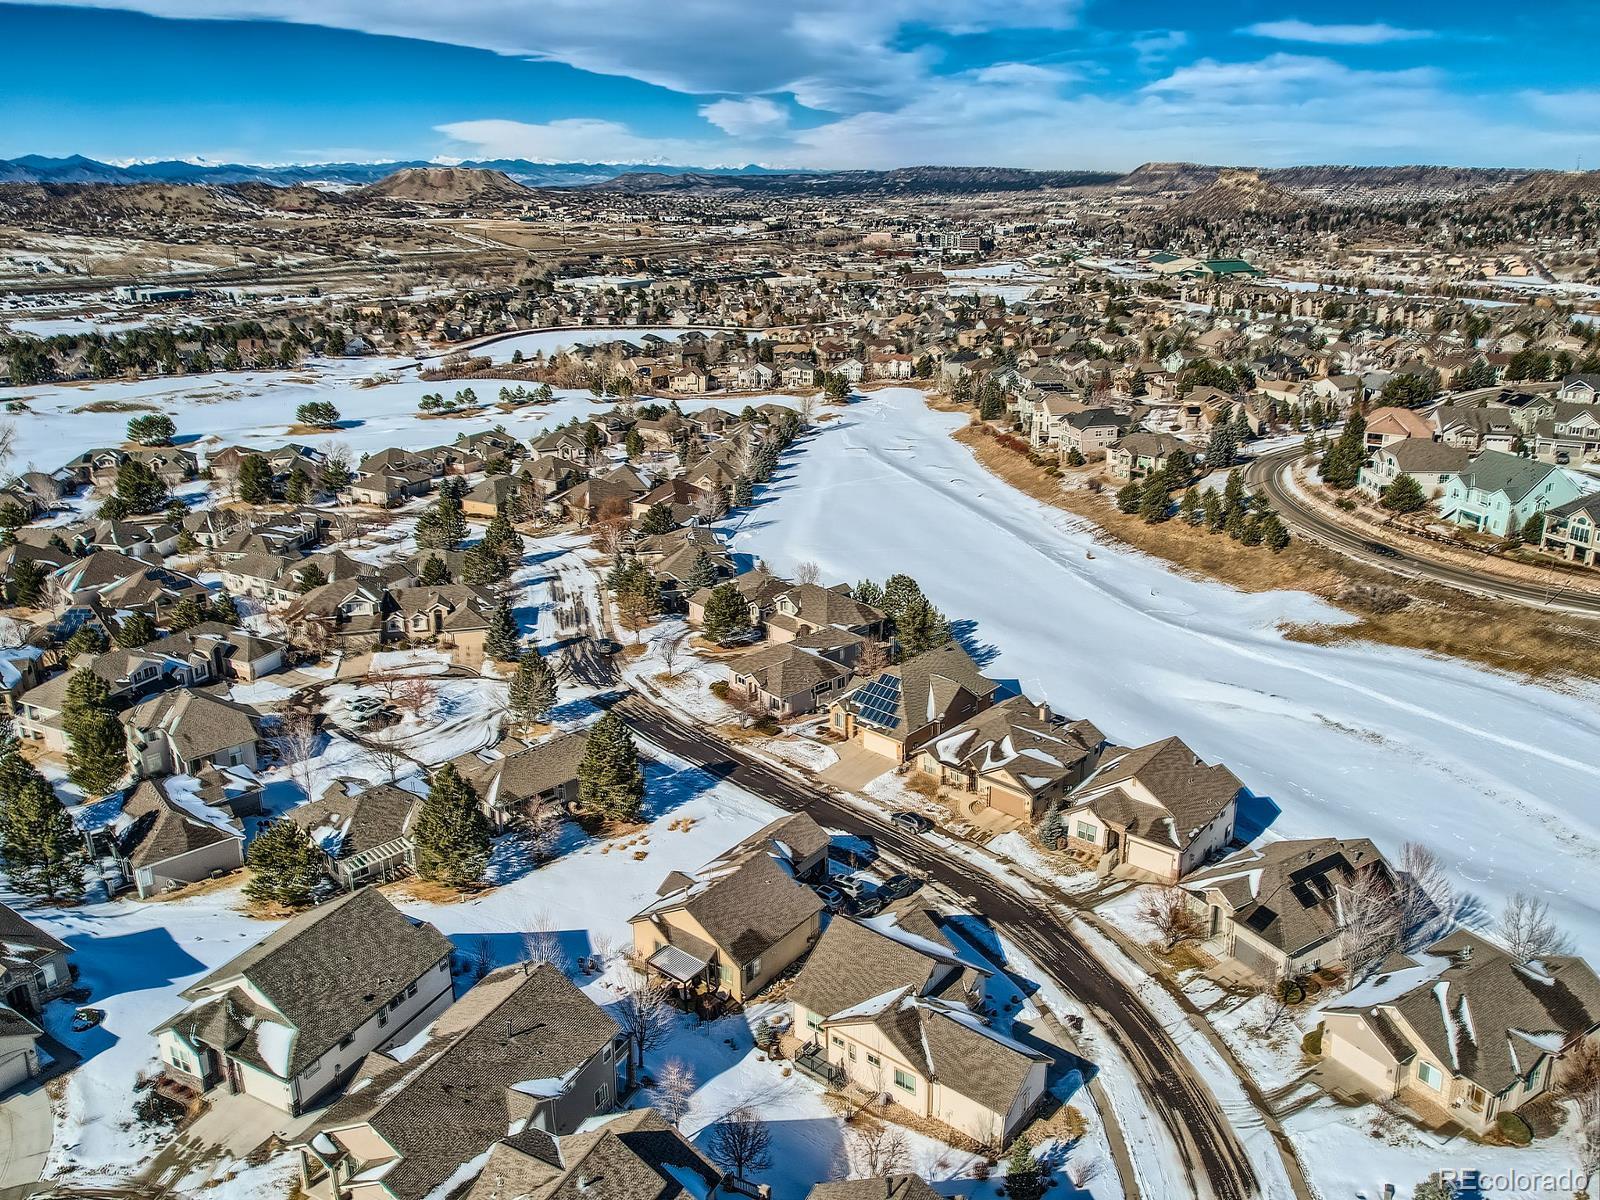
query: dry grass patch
[{"left": 949, "top": 417, "right": 1600, "bottom": 684}]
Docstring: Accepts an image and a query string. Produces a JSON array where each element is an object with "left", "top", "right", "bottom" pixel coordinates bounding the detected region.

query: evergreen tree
[
  {"left": 1004, "top": 1136, "right": 1046, "bottom": 1200},
  {"left": 616, "top": 566, "right": 662, "bottom": 634},
  {"left": 896, "top": 596, "right": 950, "bottom": 657},
  {"left": 1179, "top": 486, "right": 1201, "bottom": 525},
  {"left": 237, "top": 455, "right": 274, "bottom": 504},
  {"left": 852, "top": 579, "right": 884, "bottom": 609},
  {"left": 166, "top": 595, "right": 210, "bottom": 631},
  {"left": 1380, "top": 473, "right": 1428, "bottom": 514},
  {"left": 576, "top": 712, "right": 646, "bottom": 822},
  {"left": 461, "top": 541, "right": 509, "bottom": 585},
  {"left": 1222, "top": 469, "right": 1246, "bottom": 516},
  {"left": 484, "top": 600, "right": 521, "bottom": 662},
  {"left": 1204, "top": 421, "right": 1237, "bottom": 469},
  {"left": 701, "top": 582, "right": 750, "bottom": 644},
  {"left": 243, "top": 820, "right": 324, "bottom": 909},
  {"left": 733, "top": 475, "right": 754, "bottom": 507},
  {"left": 1260, "top": 512, "right": 1291, "bottom": 552},
  {"left": 283, "top": 468, "right": 312, "bottom": 505},
  {"left": 482, "top": 512, "right": 524, "bottom": 562},
  {"left": 210, "top": 593, "right": 241, "bottom": 625},
  {"left": 1115, "top": 481, "right": 1142, "bottom": 514},
  {"left": 624, "top": 429, "right": 645, "bottom": 460},
  {"left": 1319, "top": 413, "right": 1367, "bottom": 489},
  {"left": 296, "top": 562, "right": 328, "bottom": 592},
  {"left": 115, "top": 612, "right": 156, "bottom": 648},
  {"left": 320, "top": 450, "right": 354, "bottom": 493},
  {"left": 412, "top": 765, "right": 491, "bottom": 888},
  {"left": 685, "top": 549, "right": 720, "bottom": 592},
  {"left": 6, "top": 559, "right": 46, "bottom": 608},
  {"left": 101, "top": 458, "right": 169, "bottom": 518},
  {"left": 509, "top": 650, "right": 559, "bottom": 727},
  {"left": 1203, "top": 488, "right": 1225, "bottom": 533},
  {"left": 638, "top": 503, "right": 678, "bottom": 535},
  {"left": 1138, "top": 472, "right": 1171, "bottom": 523},
  {"left": 879, "top": 573, "right": 923, "bottom": 620},
  {"left": 126, "top": 413, "right": 177, "bottom": 445},
  {"left": 418, "top": 555, "right": 451, "bottom": 585},
  {"left": 0, "top": 753, "right": 85, "bottom": 901},
  {"left": 62, "top": 669, "right": 127, "bottom": 796},
  {"left": 1522, "top": 511, "right": 1547, "bottom": 545},
  {"left": 415, "top": 491, "right": 468, "bottom": 551},
  {"left": 64, "top": 623, "right": 109, "bottom": 657}
]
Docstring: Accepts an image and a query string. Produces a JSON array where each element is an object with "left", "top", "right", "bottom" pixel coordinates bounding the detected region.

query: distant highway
[{"left": 1243, "top": 444, "right": 1600, "bottom": 616}]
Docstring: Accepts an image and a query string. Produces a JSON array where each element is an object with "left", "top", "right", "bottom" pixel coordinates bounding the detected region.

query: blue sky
[{"left": 4, "top": 1, "right": 1598, "bottom": 169}]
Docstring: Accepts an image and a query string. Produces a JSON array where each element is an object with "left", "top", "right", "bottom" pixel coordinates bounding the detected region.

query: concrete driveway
[
  {"left": 0, "top": 1087, "right": 51, "bottom": 1196},
  {"left": 817, "top": 738, "right": 893, "bottom": 791}
]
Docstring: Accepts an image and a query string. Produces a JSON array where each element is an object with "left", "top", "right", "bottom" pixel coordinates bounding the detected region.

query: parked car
[
  {"left": 848, "top": 891, "right": 885, "bottom": 917},
  {"left": 879, "top": 873, "right": 921, "bottom": 901},
  {"left": 1362, "top": 540, "right": 1402, "bottom": 560},
  {"left": 813, "top": 883, "right": 847, "bottom": 911},
  {"left": 593, "top": 638, "right": 622, "bottom": 655},
  {"left": 890, "top": 810, "right": 933, "bottom": 834},
  {"left": 347, "top": 694, "right": 383, "bottom": 713}
]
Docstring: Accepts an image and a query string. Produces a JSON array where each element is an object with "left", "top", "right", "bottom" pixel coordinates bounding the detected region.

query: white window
[
  {"left": 1416, "top": 1061, "right": 1443, "bottom": 1090},
  {"left": 893, "top": 1069, "right": 916, "bottom": 1093}
]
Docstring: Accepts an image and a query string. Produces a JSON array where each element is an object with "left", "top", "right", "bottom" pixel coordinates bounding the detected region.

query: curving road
[
  {"left": 611, "top": 694, "right": 1280, "bottom": 1200},
  {"left": 1244, "top": 444, "right": 1600, "bottom": 616}
]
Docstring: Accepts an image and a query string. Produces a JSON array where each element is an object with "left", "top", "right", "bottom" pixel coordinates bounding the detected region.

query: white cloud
[
  {"left": 1132, "top": 30, "right": 1189, "bottom": 65},
  {"left": 698, "top": 97, "right": 788, "bottom": 138},
  {"left": 434, "top": 118, "right": 730, "bottom": 166},
  {"left": 1242, "top": 19, "right": 1434, "bottom": 45}
]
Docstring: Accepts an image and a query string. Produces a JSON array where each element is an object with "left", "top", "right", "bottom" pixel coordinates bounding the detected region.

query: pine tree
[
  {"left": 1138, "top": 473, "right": 1171, "bottom": 523},
  {"left": 1381, "top": 473, "right": 1428, "bottom": 513},
  {"left": 1203, "top": 488, "right": 1225, "bottom": 533},
  {"left": 701, "top": 582, "right": 750, "bottom": 644},
  {"left": 166, "top": 595, "right": 210, "bottom": 631},
  {"left": 102, "top": 458, "right": 170, "bottom": 518},
  {"left": 6, "top": 559, "right": 46, "bottom": 608},
  {"left": 462, "top": 541, "right": 509, "bottom": 585},
  {"left": 1115, "top": 481, "right": 1142, "bottom": 514},
  {"left": 576, "top": 712, "right": 646, "bottom": 822},
  {"left": 64, "top": 624, "right": 109, "bottom": 657},
  {"left": 415, "top": 491, "right": 468, "bottom": 551},
  {"left": 62, "top": 668, "right": 127, "bottom": 797},
  {"left": 617, "top": 567, "right": 662, "bottom": 635},
  {"left": 1319, "top": 413, "right": 1367, "bottom": 489},
  {"left": 0, "top": 754, "right": 85, "bottom": 901},
  {"left": 413, "top": 764, "right": 491, "bottom": 888},
  {"left": 896, "top": 596, "right": 950, "bottom": 657},
  {"left": 733, "top": 476, "right": 754, "bottom": 507},
  {"left": 1260, "top": 513, "right": 1291, "bottom": 552},
  {"left": 482, "top": 512, "right": 524, "bottom": 562},
  {"left": 1004, "top": 1136, "right": 1046, "bottom": 1200},
  {"left": 1179, "top": 486, "right": 1201, "bottom": 525},
  {"left": 1222, "top": 469, "right": 1246, "bottom": 516},
  {"left": 237, "top": 455, "right": 274, "bottom": 504},
  {"left": 320, "top": 450, "right": 354, "bottom": 493},
  {"left": 283, "top": 469, "right": 312, "bottom": 504},
  {"left": 243, "top": 820, "right": 325, "bottom": 909},
  {"left": 418, "top": 555, "right": 451, "bottom": 585},
  {"left": 638, "top": 503, "right": 677, "bottom": 535},
  {"left": 624, "top": 429, "right": 645, "bottom": 459},
  {"left": 296, "top": 562, "right": 328, "bottom": 592},
  {"left": 484, "top": 600, "right": 521, "bottom": 662},
  {"left": 1204, "top": 421, "right": 1237, "bottom": 469},
  {"left": 880, "top": 573, "right": 923, "bottom": 619},
  {"left": 685, "top": 549, "right": 719, "bottom": 592},
  {"left": 509, "top": 650, "right": 559, "bottom": 727},
  {"left": 115, "top": 612, "right": 156, "bottom": 648},
  {"left": 852, "top": 579, "right": 884, "bottom": 609}
]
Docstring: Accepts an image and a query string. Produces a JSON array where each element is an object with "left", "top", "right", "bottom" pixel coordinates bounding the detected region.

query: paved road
[
  {"left": 1245, "top": 444, "right": 1600, "bottom": 616},
  {"left": 612, "top": 694, "right": 1268, "bottom": 1200}
]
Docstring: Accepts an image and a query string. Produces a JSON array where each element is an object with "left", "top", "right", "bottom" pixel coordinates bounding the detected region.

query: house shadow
[
  {"left": 947, "top": 619, "right": 1000, "bottom": 670},
  {"left": 447, "top": 929, "right": 596, "bottom": 983},
  {"left": 1232, "top": 789, "right": 1281, "bottom": 844},
  {"left": 640, "top": 758, "right": 723, "bottom": 823},
  {"left": 693, "top": 1115, "right": 847, "bottom": 1200},
  {"left": 47, "top": 927, "right": 210, "bottom": 1068}
]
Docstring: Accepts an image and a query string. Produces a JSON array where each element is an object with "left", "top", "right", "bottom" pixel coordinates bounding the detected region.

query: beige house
[
  {"left": 916, "top": 696, "right": 1105, "bottom": 824},
  {"left": 450, "top": 729, "right": 591, "bottom": 831},
  {"left": 1182, "top": 837, "right": 1393, "bottom": 983},
  {"left": 829, "top": 642, "right": 1000, "bottom": 764},
  {"left": 1057, "top": 736, "right": 1242, "bottom": 882},
  {"left": 155, "top": 890, "right": 454, "bottom": 1115},
  {"left": 729, "top": 642, "right": 853, "bottom": 717},
  {"left": 1057, "top": 408, "right": 1125, "bottom": 462},
  {"left": 300, "top": 963, "right": 626, "bottom": 1200},
  {"left": 789, "top": 910, "right": 1047, "bottom": 1146},
  {"left": 631, "top": 834, "right": 825, "bottom": 1008},
  {"left": 1538, "top": 495, "right": 1599, "bottom": 567},
  {"left": 1107, "top": 432, "right": 1196, "bottom": 481},
  {"left": 105, "top": 779, "right": 246, "bottom": 898},
  {"left": 1320, "top": 931, "right": 1600, "bottom": 1135}
]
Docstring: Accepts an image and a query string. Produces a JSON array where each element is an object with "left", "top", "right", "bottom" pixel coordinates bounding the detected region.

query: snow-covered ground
[{"left": 724, "top": 388, "right": 1600, "bottom": 960}]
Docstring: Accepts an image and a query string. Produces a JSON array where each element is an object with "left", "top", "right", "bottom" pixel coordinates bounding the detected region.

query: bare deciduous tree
[
  {"left": 270, "top": 710, "right": 320, "bottom": 798},
  {"left": 847, "top": 1120, "right": 910, "bottom": 1178},
  {"left": 524, "top": 802, "right": 563, "bottom": 863},
  {"left": 854, "top": 639, "right": 891, "bottom": 681},
  {"left": 1137, "top": 887, "right": 1204, "bottom": 952},
  {"left": 1498, "top": 893, "right": 1572, "bottom": 962},
  {"left": 1067, "top": 1157, "right": 1103, "bottom": 1190},
  {"left": 694, "top": 489, "right": 728, "bottom": 523},
  {"left": 794, "top": 559, "right": 821, "bottom": 586},
  {"left": 362, "top": 738, "right": 411, "bottom": 784},
  {"left": 706, "top": 1105, "right": 772, "bottom": 1181},
  {"left": 652, "top": 1057, "right": 696, "bottom": 1128},
  {"left": 657, "top": 628, "right": 689, "bottom": 680},
  {"left": 1398, "top": 841, "right": 1455, "bottom": 950},
  {"left": 613, "top": 963, "right": 674, "bottom": 1087},
  {"left": 367, "top": 670, "right": 406, "bottom": 704},
  {"left": 799, "top": 392, "right": 820, "bottom": 426},
  {"left": 523, "top": 909, "right": 566, "bottom": 970},
  {"left": 1335, "top": 863, "right": 1402, "bottom": 983},
  {"left": 391, "top": 676, "right": 437, "bottom": 718}
]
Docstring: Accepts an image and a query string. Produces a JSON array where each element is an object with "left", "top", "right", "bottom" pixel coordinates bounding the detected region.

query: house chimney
[{"left": 1036, "top": 701, "right": 1051, "bottom": 722}]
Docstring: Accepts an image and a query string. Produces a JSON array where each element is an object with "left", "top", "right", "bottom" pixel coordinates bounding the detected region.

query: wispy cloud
[
  {"left": 698, "top": 97, "right": 788, "bottom": 138},
  {"left": 1242, "top": 19, "right": 1435, "bottom": 45}
]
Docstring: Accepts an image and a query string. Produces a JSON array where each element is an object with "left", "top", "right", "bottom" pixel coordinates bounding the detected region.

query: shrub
[
  {"left": 1496, "top": 1111, "right": 1533, "bottom": 1146},
  {"left": 1301, "top": 1026, "right": 1323, "bottom": 1056}
]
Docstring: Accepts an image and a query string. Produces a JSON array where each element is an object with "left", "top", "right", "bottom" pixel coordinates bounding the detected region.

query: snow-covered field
[{"left": 725, "top": 388, "right": 1600, "bottom": 959}]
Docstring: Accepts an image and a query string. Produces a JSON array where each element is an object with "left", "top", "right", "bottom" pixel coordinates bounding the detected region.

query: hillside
[
  {"left": 0, "top": 181, "right": 261, "bottom": 226},
  {"left": 1165, "top": 169, "right": 1312, "bottom": 220},
  {"left": 358, "top": 166, "right": 534, "bottom": 205},
  {"left": 591, "top": 165, "right": 1121, "bottom": 195}
]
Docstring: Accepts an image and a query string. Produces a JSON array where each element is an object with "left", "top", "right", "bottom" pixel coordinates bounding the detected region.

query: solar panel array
[{"left": 853, "top": 673, "right": 902, "bottom": 730}]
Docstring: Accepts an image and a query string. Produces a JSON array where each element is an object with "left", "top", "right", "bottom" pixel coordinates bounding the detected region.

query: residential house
[
  {"left": 98, "top": 777, "right": 246, "bottom": 898},
  {"left": 1057, "top": 408, "right": 1125, "bottom": 462},
  {"left": 1538, "top": 494, "right": 1600, "bottom": 567},
  {"left": 298, "top": 963, "right": 625, "bottom": 1200},
  {"left": 290, "top": 780, "right": 423, "bottom": 891},
  {"left": 1183, "top": 837, "right": 1394, "bottom": 984},
  {"left": 1056, "top": 736, "right": 1244, "bottom": 882},
  {"left": 460, "top": 1108, "right": 721, "bottom": 1200},
  {"left": 1534, "top": 401, "right": 1600, "bottom": 465},
  {"left": 1320, "top": 930, "right": 1600, "bottom": 1135},
  {"left": 1433, "top": 405, "right": 1519, "bottom": 454},
  {"left": 764, "top": 583, "right": 887, "bottom": 655},
  {"left": 829, "top": 642, "right": 1001, "bottom": 764},
  {"left": 155, "top": 889, "right": 455, "bottom": 1114},
  {"left": 450, "top": 730, "right": 591, "bottom": 831},
  {"left": 790, "top": 911, "right": 1045, "bottom": 1147},
  {"left": 808, "top": 1177, "right": 949, "bottom": 1200},
  {"left": 631, "top": 836, "right": 825, "bottom": 1008},
  {"left": 1107, "top": 432, "right": 1196, "bottom": 481},
  {"left": 729, "top": 642, "right": 852, "bottom": 718},
  {"left": 916, "top": 696, "right": 1105, "bottom": 824},
  {"left": 1363, "top": 406, "right": 1436, "bottom": 450},
  {"left": 1356, "top": 439, "right": 1471, "bottom": 502},
  {"left": 126, "top": 690, "right": 259, "bottom": 778},
  {"left": 1438, "top": 450, "right": 1584, "bottom": 538}
]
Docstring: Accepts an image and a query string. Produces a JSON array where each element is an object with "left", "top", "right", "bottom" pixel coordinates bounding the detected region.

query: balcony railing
[{"left": 793, "top": 1044, "right": 845, "bottom": 1088}]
